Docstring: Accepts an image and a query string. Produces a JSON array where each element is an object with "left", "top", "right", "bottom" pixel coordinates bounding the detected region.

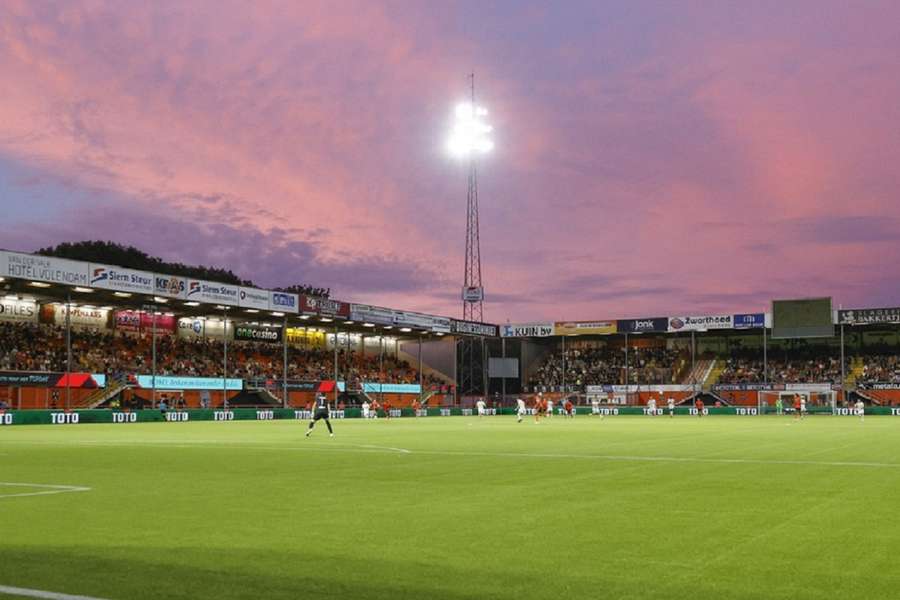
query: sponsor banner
[
  {"left": 500, "top": 322, "right": 554, "bottom": 337},
  {"left": 238, "top": 287, "right": 271, "bottom": 310},
  {"left": 88, "top": 263, "right": 155, "bottom": 295},
  {"left": 617, "top": 318, "right": 668, "bottom": 334},
  {"left": 553, "top": 321, "right": 617, "bottom": 336},
  {"left": 857, "top": 383, "right": 900, "bottom": 390},
  {"left": 177, "top": 317, "right": 233, "bottom": 340},
  {"left": 451, "top": 320, "right": 498, "bottom": 337},
  {"left": 462, "top": 286, "right": 484, "bottom": 302},
  {"left": 234, "top": 323, "right": 282, "bottom": 343},
  {"left": 361, "top": 383, "right": 422, "bottom": 394},
  {"left": 270, "top": 291, "right": 300, "bottom": 314},
  {"left": 114, "top": 310, "right": 176, "bottom": 334},
  {"left": 785, "top": 383, "right": 833, "bottom": 392},
  {"left": 667, "top": 315, "right": 733, "bottom": 332},
  {"left": 713, "top": 383, "right": 782, "bottom": 392},
  {"left": 838, "top": 307, "right": 900, "bottom": 325},
  {"left": 0, "top": 371, "right": 106, "bottom": 388},
  {"left": 350, "top": 304, "right": 396, "bottom": 326},
  {"left": 0, "top": 250, "right": 89, "bottom": 287},
  {"left": 392, "top": 311, "right": 452, "bottom": 333},
  {"left": 285, "top": 327, "right": 326, "bottom": 347},
  {"left": 186, "top": 279, "right": 240, "bottom": 306},
  {"left": 733, "top": 313, "right": 766, "bottom": 329},
  {"left": 300, "top": 295, "right": 349, "bottom": 318},
  {"left": 134, "top": 375, "right": 243, "bottom": 390},
  {"left": 586, "top": 384, "right": 694, "bottom": 394},
  {"left": 41, "top": 304, "right": 110, "bottom": 329},
  {"left": 154, "top": 274, "right": 188, "bottom": 300},
  {"left": 0, "top": 298, "right": 38, "bottom": 323}
]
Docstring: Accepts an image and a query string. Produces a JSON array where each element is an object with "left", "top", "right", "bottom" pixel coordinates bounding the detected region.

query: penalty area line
[
  {"left": 0, "top": 482, "right": 92, "bottom": 500},
  {"left": 0, "top": 584, "right": 111, "bottom": 600}
]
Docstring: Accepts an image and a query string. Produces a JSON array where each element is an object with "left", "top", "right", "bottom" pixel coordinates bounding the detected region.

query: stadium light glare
[
  {"left": 29, "top": 281, "right": 51, "bottom": 288},
  {"left": 363, "top": 323, "right": 375, "bottom": 328},
  {"left": 184, "top": 301, "right": 200, "bottom": 307},
  {"left": 447, "top": 101, "right": 494, "bottom": 158},
  {"left": 0, "top": 277, "right": 4, "bottom": 282},
  {"left": 271, "top": 311, "right": 285, "bottom": 317},
  {"left": 153, "top": 297, "right": 169, "bottom": 304},
  {"left": 320, "top": 317, "right": 333, "bottom": 323},
  {"left": 400, "top": 327, "right": 412, "bottom": 333},
  {"left": 245, "top": 309, "right": 259, "bottom": 314},
  {"left": 345, "top": 320, "right": 355, "bottom": 325},
  {"left": 73, "top": 287, "right": 93, "bottom": 293},
  {"left": 299, "top": 314, "right": 311, "bottom": 320},
  {"left": 113, "top": 291, "right": 132, "bottom": 298}
]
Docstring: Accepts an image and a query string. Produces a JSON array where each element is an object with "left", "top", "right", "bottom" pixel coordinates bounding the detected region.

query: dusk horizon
[{"left": 2, "top": 1, "right": 899, "bottom": 323}]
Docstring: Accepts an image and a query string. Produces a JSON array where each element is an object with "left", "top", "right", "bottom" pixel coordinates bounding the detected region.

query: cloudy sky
[{"left": 1, "top": 1, "right": 899, "bottom": 322}]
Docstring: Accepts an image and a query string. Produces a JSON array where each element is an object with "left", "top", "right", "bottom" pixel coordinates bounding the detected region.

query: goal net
[{"left": 758, "top": 390, "right": 836, "bottom": 414}]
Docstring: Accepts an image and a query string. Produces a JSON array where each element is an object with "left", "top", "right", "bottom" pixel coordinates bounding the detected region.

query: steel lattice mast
[{"left": 463, "top": 78, "right": 484, "bottom": 322}]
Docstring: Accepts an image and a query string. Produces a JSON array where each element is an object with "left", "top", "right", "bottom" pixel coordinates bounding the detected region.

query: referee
[{"left": 305, "top": 393, "right": 334, "bottom": 438}]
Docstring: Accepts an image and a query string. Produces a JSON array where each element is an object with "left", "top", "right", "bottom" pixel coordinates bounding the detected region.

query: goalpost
[{"left": 758, "top": 389, "right": 837, "bottom": 415}]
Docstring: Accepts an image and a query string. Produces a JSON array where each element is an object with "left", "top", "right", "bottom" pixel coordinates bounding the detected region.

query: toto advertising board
[
  {"left": 616, "top": 318, "right": 669, "bottom": 334},
  {"left": 233, "top": 324, "right": 282, "bottom": 343},
  {"left": 0, "top": 250, "right": 89, "bottom": 287},
  {"left": 89, "top": 264, "right": 155, "bottom": 295},
  {"left": 177, "top": 317, "right": 233, "bottom": 340},
  {"left": 0, "top": 298, "right": 38, "bottom": 323},
  {"left": 500, "top": 323, "right": 554, "bottom": 337},
  {"left": 667, "top": 315, "right": 734, "bottom": 332},
  {"left": 301, "top": 295, "right": 349, "bottom": 318},
  {"left": 114, "top": 310, "right": 176, "bottom": 334}
]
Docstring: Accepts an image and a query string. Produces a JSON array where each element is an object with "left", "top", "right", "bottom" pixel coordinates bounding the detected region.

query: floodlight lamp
[{"left": 447, "top": 101, "right": 494, "bottom": 158}]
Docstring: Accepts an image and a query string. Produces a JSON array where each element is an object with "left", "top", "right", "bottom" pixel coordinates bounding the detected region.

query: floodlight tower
[{"left": 447, "top": 74, "right": 494, "bottom": 398}]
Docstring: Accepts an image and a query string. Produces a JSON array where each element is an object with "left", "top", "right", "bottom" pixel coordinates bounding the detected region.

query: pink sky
[{"left": 1, "top": 1, "right": 899, "bottom": 323}]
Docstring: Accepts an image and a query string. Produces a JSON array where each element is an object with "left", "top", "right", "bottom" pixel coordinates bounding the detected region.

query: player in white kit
[
  {"left": 855, "top": 399, "right": 865, "bottom": 421},
  {"left": 361, "top": 400, "right": 371, "bottom": 419},
  {"left": 516, "top": 397, "right": 527, "bottom": 423},
  {"left": 546, "top": 398, "right": 553, "bottom": 418},
  {"left": 647, "top": 397, "right": 657, "bottom": 415},
  {"left": 476, "top": 398, "right": 487, "bottom": 417},
  {"left": 667, "top": 397, "right": 675, "bottom": 418}
]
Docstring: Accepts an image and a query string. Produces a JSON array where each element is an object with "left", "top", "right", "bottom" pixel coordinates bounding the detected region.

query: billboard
[
  {"left": 553, "top": 321, "right": 617, "bottom": 336},
  {"left": 238, "top": 287, "right": 271, "bottom": 311},
  {"left": 500, "top": 323, "right": 554, "bottom": 337},
  {"left": 300, "top": 295, "right": 349, "bottom": 318},
  {"left": 41, "top": 304, "right": 110, "bottom": 329},
  {"left": 154, "top": 274, "right": 188, "bottom": 300},
  {"left": 0, "top": 251, "right": 90, "bottom": 287},
  {"left": 177, "top": 317, "right": 233, "bottom": 340},
  {"left": 451, "top": 320, "right": 498, "bottom": 337},
  {"left": 0, "top": 298, "right": 38, "bottom": 323},
  {"left": 667, "top": 315, "right": 733, "bottom": 332},
  {"left": 186, "top": 280, "right": 240, "bottom": 306},
  {"left": 270, "top": 291, "right": 300, "bottom": 314},
  {"left": 350, "top": 304, "right": 396, "bottom": 325},
  {"left": 616, "top": 318, "right": 668, "bottom": 334},
  {"left": 838, "top": 307, "right": 900, "bottom": 326},
  {"left": 134, "top": 375, "right": 243, "bottom": 390},
  {"left": 392, "top": 311, "right": 452, "bottom": 333},
  {"left": 233, "top": 324, "right": 282, "bottom": 343},
  {"left": 114, "top": 310, "right": 176, "bottom": 334},
  {"left": 0, "top": 371, "right": 106, "bottom": 388},
  {"left": 89, "top": 264, "right": 155, "bottom": 295},
  {"left": 285, "top": 327, "right": 327, "bottom": 347},
  {"left": 733, "top": 313, "right": 766, "bottom": 329}
]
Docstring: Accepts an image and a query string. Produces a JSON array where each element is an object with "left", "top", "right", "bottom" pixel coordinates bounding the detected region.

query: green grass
[{"left": 2, "top": 415, "right": 900, "bottom": 599}]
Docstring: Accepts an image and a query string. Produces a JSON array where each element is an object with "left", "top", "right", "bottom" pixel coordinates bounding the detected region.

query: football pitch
[{"left": 2, "top": 415, "right": 899, "bottom": 600}]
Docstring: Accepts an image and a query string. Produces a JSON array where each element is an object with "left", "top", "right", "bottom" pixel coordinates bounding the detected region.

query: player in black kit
[{"left": 305, "top": 393, "right": 334, "bottom": 437}]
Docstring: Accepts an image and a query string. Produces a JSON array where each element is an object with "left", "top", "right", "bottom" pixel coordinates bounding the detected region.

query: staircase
[
  {"left": 704, "top": 360, "right": 726, "bottom": 386},
  {"left": 683, "top": 359, "right": 716, "bottom": 386},
  {"left": 77, "top": 379, "right": 128, "bottom": 409}
]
